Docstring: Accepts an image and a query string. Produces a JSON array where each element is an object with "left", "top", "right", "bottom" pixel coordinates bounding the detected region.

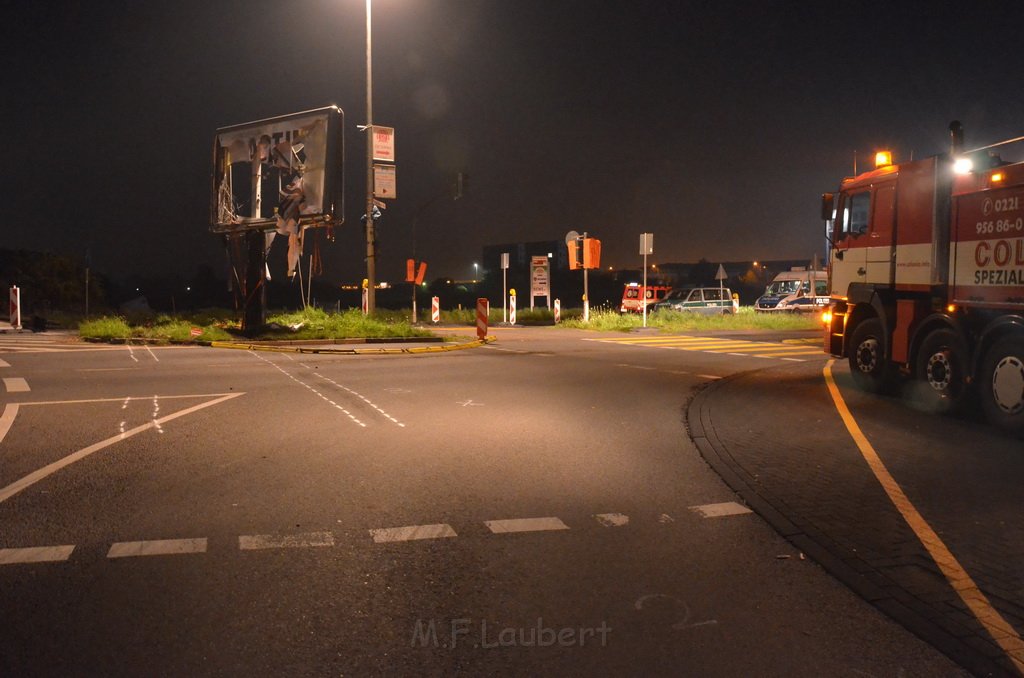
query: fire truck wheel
[
  {"left": 848, "top": 318, "right": 894, "bottom": 393},
  {"left": 915, "top": 328, "right": 969, "bottom": 413},
  {"left": 979, "top": 337, "right": 1024, "bottom": 435}
]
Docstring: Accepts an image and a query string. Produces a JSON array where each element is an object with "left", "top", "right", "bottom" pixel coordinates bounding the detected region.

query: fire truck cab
[{"left": 822, "top": 123, "right": 1024, "bottom": 434}]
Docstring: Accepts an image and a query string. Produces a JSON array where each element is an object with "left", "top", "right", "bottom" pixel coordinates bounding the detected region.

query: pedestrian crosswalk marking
[{"left": 585, "top": 335, "right": 825, "bottom": 361}]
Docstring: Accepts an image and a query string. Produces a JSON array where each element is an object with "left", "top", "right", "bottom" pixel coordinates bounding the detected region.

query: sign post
[
  {"left": 501, "top": 252, "right": 509, "bottom": 323},
  {"left": 640, "top": 233, "right": 654, "bottom": 327},
  {"left": 583, "top": 232, "right": 590, "bottom": 322},
  {"left": 9, "top": 286, "right": 21, "bottom": 330}
]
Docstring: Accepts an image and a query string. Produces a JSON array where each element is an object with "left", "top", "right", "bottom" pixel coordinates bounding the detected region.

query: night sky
[{"left": 8, "top": 0, "right": 1024, "bottom": 284}]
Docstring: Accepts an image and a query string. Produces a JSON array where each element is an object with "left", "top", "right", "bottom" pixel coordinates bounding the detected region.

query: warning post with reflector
[
  {"left": 476, "top": 298, "right": 489, "bottom": 340},
  {"left": 8, "top": 286, "right": 21, "bottom": 330}
]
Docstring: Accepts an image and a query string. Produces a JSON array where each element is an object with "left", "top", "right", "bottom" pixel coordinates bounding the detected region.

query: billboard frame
[{"left": 210, "top": 106, "right": 345, "bottom": 235}]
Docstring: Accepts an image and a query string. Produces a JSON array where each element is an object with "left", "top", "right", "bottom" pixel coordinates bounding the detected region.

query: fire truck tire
[
  {"left": 848, "top": 318, "right": 894, "bottom": 393},
  {"left": 979, "top": 337, "right": 1024, "bottom": 435},
  {"left": 914, "top": 328, "right": 969, "bottom": 413}
]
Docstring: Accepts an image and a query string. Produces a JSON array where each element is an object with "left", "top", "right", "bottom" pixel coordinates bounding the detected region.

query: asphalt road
[{"left": 0, "top": 327, "right": 984, "bottom": 676}]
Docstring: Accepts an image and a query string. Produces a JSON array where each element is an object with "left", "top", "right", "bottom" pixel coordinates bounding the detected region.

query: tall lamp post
[{"left": 364, "top": 0, "right": 377, "bottom": 314}]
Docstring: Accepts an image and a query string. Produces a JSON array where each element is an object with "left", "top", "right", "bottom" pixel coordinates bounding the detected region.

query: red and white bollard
[
  {"left": 361, "top": 287, "right": 368, "bottom": 315},
  {"left": 476, "top": 298, "right": 489, "bottom": 340},
  {"left": 509, "top": 291, "right": 517, "bottom": 325},
  {"left": 431, "top": 296, "right": 440, "bottom": 323},
  {"left": 9, "top": 286, "right": 20, "bottom": 330},
  {"left": 554, "top": 298, "right": 560, "bottom": 323}
]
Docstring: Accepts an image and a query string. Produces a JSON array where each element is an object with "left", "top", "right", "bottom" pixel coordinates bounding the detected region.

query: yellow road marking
[
  {"left": 755, "top": 349, "right": 828, "bottom": 357},
  {"left": 823, "top": 360, "right": 1024, "bottom": 673}
]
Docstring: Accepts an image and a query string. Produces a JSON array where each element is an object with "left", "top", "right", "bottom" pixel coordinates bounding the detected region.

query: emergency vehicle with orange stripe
[{"left": 822, "top": 122, "right": 1024, "bottom": 434}]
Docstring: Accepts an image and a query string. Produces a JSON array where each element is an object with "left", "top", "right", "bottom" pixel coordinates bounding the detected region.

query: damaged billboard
[{"left": 210, "top": 106, "right": 344, "bottom": 235}]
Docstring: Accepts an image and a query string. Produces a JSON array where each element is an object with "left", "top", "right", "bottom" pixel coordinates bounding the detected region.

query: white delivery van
[{"left": 754, "top": 268, "right": 828, "bottom": 313}]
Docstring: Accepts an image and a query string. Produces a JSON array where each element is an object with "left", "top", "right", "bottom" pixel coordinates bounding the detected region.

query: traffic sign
[
  {"left": 373, "top": 164, "right": 396, "bottom": 198},
  {"left": 372, "top": 125, "right": 395, "bottom": 162},
  {"left": 640, "top": 232, "right": 654, "bottom": 255}
]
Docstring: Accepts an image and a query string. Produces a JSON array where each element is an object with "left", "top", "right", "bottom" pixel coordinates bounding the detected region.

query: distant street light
[{"left": 473, "top": 262, "right": 478, "bottom": 280}]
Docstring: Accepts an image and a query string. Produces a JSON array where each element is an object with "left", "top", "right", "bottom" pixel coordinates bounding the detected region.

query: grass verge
[
  {"left": 558, "top": 307, "right": 822, "bottom": 332},
  {"left": 78, "top": 308, "right": 434, "bottom": 343}
]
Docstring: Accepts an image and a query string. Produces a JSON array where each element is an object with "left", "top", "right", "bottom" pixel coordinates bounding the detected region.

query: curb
[
  {"left": 208, "top": 336, "right": 495, "bottom": 355},
  {"left": 687, "top": 372, "right": 1010, "bottom": 678}
]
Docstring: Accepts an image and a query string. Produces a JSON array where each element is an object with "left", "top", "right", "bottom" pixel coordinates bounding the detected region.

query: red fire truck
[{"left": 822, "top": 122, "right": 1024, "bottom": 434}]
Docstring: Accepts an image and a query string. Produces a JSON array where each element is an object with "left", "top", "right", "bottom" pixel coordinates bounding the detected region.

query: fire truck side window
[{"left": 848, "top": 193, "right": 870, "bottom": 235}]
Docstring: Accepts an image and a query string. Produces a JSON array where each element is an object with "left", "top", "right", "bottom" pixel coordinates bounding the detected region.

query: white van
[{"left": 755, "top": 268, "right": 828, "bottom": 312}]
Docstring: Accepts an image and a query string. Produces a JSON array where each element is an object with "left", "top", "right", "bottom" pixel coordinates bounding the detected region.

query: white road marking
[
  {"left": 697, "top": 375, "right": 722, "bottom": 380},
  {"left": 0, "top": 358, "right": 9, "bottom": 367},
  {"left": 370, "top": 524, "right": 457, "bottom": 543},
  {"left": 238, "top": 531, "right": 335, "bottom": 550},
  {"left": 16, "top": 393, "right": 236, "bottom": 407},
  {"left": 76, "top": 368, "right": 139, "bottom": 372},
  {"left": 144, "top": 344, "right": 159, "bottom": 362},
  {"left": 151, "top": 396, "right": 163, "bottom": 434},
  {"left": 484, "top": 517, "right": 570, "bottom": 534},
  {"left": 127, "top": 345, "right": 138, "bottom": 362},
  {"left": 616, "top": 364, "right": 656, "bottom": 371},
  {"left": 457, "top": 399, "right": 483, "bottom": 407},
  {"left": 0, "top": 545, "right": 75, "bottom": 565},
  {"left": 108, "top": 538, "right": 207, "bottom": 558},
  {"left": 0, "top": 403, "right": 19, "bottom": 444},
  {"left": 311, "top": 372, "right": 406, "bottom": 427},
  {"left": 251, "top": 352, "right": 366, "bottom": 427},
  {"left": 3, "top": 377, "right": 30, "bottom": 393},
  {"left": 594, "top": 513, "right": 630, "bottom": 527},
  {"left": 0, "top": 392, "right": 244, "bottom": 504},
  {"left": 689, "top": 502, "right": 752, "bottom": 518}
]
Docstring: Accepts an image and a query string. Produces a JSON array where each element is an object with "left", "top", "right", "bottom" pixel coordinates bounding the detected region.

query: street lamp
[
  {"left": 364, "top": 0, "right": 377, "bottom": 314},
  {"left": 473, "top": 262, "right": 478, "bottom": 281}
]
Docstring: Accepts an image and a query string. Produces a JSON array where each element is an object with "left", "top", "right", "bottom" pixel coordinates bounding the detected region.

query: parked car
[{"left": 652, "top": 287, "right": 738, "bottom": 315}]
